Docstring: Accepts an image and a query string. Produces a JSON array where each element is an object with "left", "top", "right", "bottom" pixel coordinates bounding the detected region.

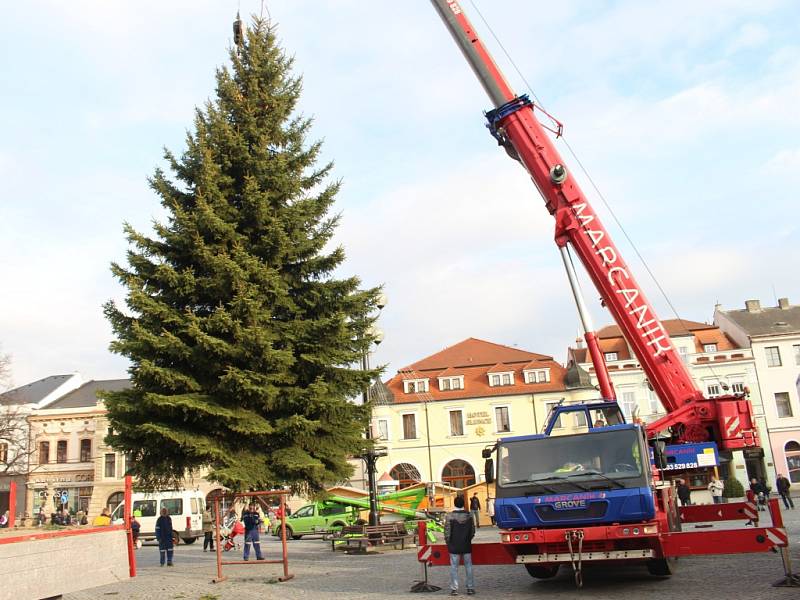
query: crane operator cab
[{"left": 485, "top": 402, "right": 658, "bottom": 529}]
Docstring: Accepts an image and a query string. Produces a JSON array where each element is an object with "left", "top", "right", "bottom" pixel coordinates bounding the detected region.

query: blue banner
[{"left": 663, "top": 442, "right": 719, "bottom": 470}]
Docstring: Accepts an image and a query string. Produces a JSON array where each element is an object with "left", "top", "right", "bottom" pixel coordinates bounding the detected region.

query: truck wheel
[
  {"left": 524, "top": 564, "right": 559, "bottom": 579},
  {"left": 646, "top": 558, "right": 677, "bottom": 577},
  {"left": 330, "top": 521, "right": 346, "bottom": 529},
  {"left": 181, "top": 537, "right": 196, "bottom": 544}
]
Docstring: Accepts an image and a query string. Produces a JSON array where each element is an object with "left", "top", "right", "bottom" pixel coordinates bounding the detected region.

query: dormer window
[
  {"left": 438, "top": 376, "right": 464, "bottom": 391},
  {"left": 523, "top": 369, "right": 551, "bottom": 384},
  {"left": 703, "top": 344, "right": 718, "bottom": 353},
  {"left": 489, "top": 372, "right": 514, "bottom": 387},
  {"left": 604, "top": 352, "right": 618, "bottom": 362},
  {"left": 403, "top": 379, "right": 429, "bottom": 394}
]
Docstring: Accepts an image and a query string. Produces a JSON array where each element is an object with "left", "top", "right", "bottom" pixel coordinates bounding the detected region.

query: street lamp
[{"left": 362, "top": 294, "right": 387, "bottom": 526}]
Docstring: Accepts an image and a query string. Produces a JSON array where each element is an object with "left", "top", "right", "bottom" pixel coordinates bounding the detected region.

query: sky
[{"left": 1, "top": 0, "right": 799, "bottom": 388}]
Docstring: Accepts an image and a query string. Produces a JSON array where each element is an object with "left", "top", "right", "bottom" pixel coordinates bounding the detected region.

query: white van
[{"left": 111, "top": 489, "right": 205, "bottom": 544}]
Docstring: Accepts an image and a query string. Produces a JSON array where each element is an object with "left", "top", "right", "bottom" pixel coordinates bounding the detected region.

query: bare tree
[{"left": 0, "top": 347, "right": 37, "bottom": 476}]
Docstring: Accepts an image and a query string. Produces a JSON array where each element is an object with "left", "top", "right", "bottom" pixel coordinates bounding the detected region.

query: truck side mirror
[
  {"left": 653, "top": 441, "right": 668, "bottom": 470},
  {"left": 484, "top": 458, "right": 495, "bottom": 484},
  {"left": 481, "top": 448, "right": 493, "bottom": 459}
]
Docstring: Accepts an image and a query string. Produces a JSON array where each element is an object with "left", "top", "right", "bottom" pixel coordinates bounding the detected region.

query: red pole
[
  {"left": 280, "top": 494, "right": 289, "bottom": 580},
  {"left": 213, "top": 496, "right": 225, "bottom": 582},
  {"left": 8, "top": 481, "right": 16, "bottom": 529},
  {"left": 124, "top": 475, "right": 136, "bottom": 577}
]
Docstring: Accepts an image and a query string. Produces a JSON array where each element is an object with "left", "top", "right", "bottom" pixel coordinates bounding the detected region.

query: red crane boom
[{"left": 431, "top": 0, "right": 758, "bottom": 450}]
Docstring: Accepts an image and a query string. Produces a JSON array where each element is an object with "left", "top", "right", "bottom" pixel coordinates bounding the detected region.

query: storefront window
[
  {"left": 786, "top": 441, "right": 800, "bottom": 483},
  {"left": 107, "top": 491, "right": 125, "bottom": 512}
]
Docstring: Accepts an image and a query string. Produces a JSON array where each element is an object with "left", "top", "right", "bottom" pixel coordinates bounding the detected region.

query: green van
[{"left": 272, "top": 501, "right": 358, "bottom": 539}]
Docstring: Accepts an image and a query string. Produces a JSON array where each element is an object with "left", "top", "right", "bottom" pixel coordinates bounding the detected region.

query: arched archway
[
  {"left": 786, "top": 441, "right": 800, "bottom": 483},
  {"left": 389, "top": 463, "right": 421, "bottom": 489},
  {"left": 106, "top": 491, "right": 124, "bottom": 512},
  {"left": 441, "top": 459, "right": 476, "bottom": 489}
]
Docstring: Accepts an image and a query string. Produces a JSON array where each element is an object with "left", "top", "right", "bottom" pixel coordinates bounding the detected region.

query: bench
[
  {"left": 335, "top": 522, "right": 416, "bottom": 553},
  {"left": 329, "top": 525, "right": 366, "bottom": 551}
]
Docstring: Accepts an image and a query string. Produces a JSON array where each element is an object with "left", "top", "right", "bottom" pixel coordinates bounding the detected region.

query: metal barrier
[{"left": 212, "top": 490, "right": 294, "bottom": 584}]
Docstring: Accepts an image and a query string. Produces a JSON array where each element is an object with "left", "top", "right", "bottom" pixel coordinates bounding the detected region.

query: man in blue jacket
[
  {"left": 242, "top": 502, "right": 265, "bottom": 561},
  {"left": 445, "top": 495, "right": 476, "bottom": 596},
  {"left": 155, "top": 507, "right": 175, "bottom": 566}
]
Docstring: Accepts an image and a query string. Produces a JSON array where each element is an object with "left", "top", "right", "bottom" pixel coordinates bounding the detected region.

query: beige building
[
  {"left": 371, "top": 338, "right": 598, "bottom": 490},
  {"left": 26, "top": 378, "right": 218, "bottom": 519},
  {"left": 715, "top": 298, "right": 800, "bottom": 485}
]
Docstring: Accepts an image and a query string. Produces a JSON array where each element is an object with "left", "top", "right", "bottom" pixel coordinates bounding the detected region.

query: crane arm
[{"left": 430, "top": 0, "right": 758, "bottom": 450}]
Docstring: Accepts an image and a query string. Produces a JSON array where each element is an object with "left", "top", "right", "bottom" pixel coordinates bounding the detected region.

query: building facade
[
  {"left": 715, "top": 298, "right": 800, "bottom": 484},
  {"left": 0, "top": 373, "right": 84, "bottom": 515},
  {"left": 569, "top": 318, "right": 774, "bottom": 491},
  {"left": 371, "top": 338, "right": 598, "bottom": 490}
]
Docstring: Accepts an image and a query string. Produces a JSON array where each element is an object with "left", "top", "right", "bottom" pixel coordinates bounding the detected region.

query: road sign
[{"left": 60, "top": 491, "right": 69, "bottom": 504}]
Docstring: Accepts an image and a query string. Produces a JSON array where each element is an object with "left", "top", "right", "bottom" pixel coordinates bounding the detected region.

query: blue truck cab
[{"left": 489, "top": 402, "right": 656, "bottom": 530}]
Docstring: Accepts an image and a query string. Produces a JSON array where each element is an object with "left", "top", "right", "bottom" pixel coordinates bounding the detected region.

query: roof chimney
[
  {"left": 778, "top": 297, "right": 790, "bottom": 310},
  {"left": 745, "top": 299, "right": 761, "bottom": 313}
]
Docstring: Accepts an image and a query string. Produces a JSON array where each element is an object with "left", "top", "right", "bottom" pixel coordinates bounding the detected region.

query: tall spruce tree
[{"left": 102, "top": 18, "right": 381, "bottom": 493}]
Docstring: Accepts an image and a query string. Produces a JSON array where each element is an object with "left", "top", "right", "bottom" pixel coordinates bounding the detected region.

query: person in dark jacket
[
  {"left": 676, "top": 479, "right": 691, "bottom": 507},
  {"left": 776, "top": 473, "right": 794, "bottom": 509},
  {"left": 445, "top": 495, "right": 476, "bottom": 596},
  {"left": 155, "top": 507, "right": 175, "bottom": 566},
  {"left": 241, "top": 502, "right": 264, "bottom": 561},
  {"left": 469, "top": 494, "right": 481, "bottom": 529},
  {"left": 750, "top": 478, "right": 768, "bottom": 511}
]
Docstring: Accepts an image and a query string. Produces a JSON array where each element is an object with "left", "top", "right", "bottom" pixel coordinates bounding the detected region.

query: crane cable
[{"left": 466, "top": 0, "right": 727, "bottom": 388}]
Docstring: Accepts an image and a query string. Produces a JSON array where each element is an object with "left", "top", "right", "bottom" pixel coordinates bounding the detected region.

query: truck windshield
[{"left": 498, "top": 429, "right": 645, "bottom": 494}]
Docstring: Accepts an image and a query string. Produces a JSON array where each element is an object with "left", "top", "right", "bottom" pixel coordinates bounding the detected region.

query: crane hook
[{"left": 233, "top": 11, "right": 244, "bottom": 50}]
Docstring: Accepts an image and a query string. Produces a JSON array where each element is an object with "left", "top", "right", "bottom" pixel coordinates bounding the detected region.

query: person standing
[
  {"left": 469, "top": 493, "right": 481, "bottom": 528},
  {"left": 241, "top": 502, "right": 265, "bottom": 561},
  {"left": 445, "top": 495, "right": 476, "bottom": 596},
  {"left": 750, "top": 478, "right": 768, "bottom": 511},
  {"left": 131, "top": 514, "right": 141, "bottom": 549},
  {"left": 707, "top": 477, "right": 724, "bottom": 504},
  {"left": 155, "top": 507, "right": 175, "bottom": 567},
  {"left": 202, "top": 506, "right": 215, "bottom": 552},
  {"left": 776, "top": 474, "right": 794, "bottom": 509},
  {"left": 676, "top": 479, "right": 691, "bottom": 507},
  {"left": 487, "top": 497, "right": 495, "bottom": 526}
]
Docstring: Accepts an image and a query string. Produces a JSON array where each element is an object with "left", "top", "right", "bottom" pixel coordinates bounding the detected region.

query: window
[
  {"left": 438, "top": 377, "right": 463, "bottom": 391},
  {"left": 775, "top": 392, "right": 794, "bottom": 418},
  {"left": 104, "top": 453, "right": 116, "bottom": 478},
  {"left": 376, "top": 418, "right": 389, "bottom": 441},
  {"left": 502, "top": 373, "right": 511, "bottom": 385},
  {"left": 495, "top": 406, "right": 511, "bottom": 432},
  {"left": 621, "top": 391, "right": 637, "bottom": 420},
  {"left": 106, "top": 492, "right": 125, "bottom": 512},
  {"left": 706, "top": 384, "right": 721, "bottom": 398},
  {"left": 56, "top": 440, "right": 68, "bottom": 463},
  {"left": 160, "top": 498, "right": 183, "bottom": 515},
  {"left": 490, "top": 374, "right": 501, "bottom": 386},
  {"left": 449, "top": 410, "right": 464, "bottom": 436},
  {"left": 191, "top": 498, "right": 199, "bottom": 514},
  {"left": 39, "top": 441, "right": 50, "bottom": 464},
  {"left": 731, "top": 382, "right": 745, "bottom": 395},
  {"left": 294, "top": 505, "right": 314, "bottom": 518},
  {"left": 678, "top": 347, "right": 689, "bottom": 364},
  {"left": 390, "top": 463, "right": 422, "bottom": 489},
  {"left": 441, "top": 459, "right": 476, "bottom": 489},
  {"left": 133, "top": 499, "right": 157, "bottom": 517},
  {"left": 545, "top": 402, "right": 563, "bottom": 429},
  {"left": 604, "top": 352, "right": 618, "bottom": 362},
  {"left": 794, "top": 344, "right": 800, "bottom": 366},
  {"left": 402, "top": 414, "right": 417, "bottom": 439},
  {"left": 786, "top": 441, "right": 800, "bottom": 483},
  {"left": 765, "top": 346, "right": 782, "bottom": 367},
  {"left": 525, "top": 369, "right": 551, "bottom": 384},
  {"left": 403, "top": 379, "right": 429, "bottom": 394},
  {"left": 703, "top": 344, "right": 718, "bottom": 353},
  {"left": 80, "top": 439, "right": 92, "bottom": 462},
  {"left": 574, "top": 406, "right": 588, "bottom": 427},
  {"left": 490, "top": 372, "right": 513, "bottom": 386}
]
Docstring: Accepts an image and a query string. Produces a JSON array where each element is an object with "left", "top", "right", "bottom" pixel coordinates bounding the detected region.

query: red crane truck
[{"left": 414, "top": 0, "right": 796, "bottom": 589}]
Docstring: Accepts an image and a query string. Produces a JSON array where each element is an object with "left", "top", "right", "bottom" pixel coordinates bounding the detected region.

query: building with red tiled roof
[{"left": 371, "top": 338, "right": 598, "bottom": 491}]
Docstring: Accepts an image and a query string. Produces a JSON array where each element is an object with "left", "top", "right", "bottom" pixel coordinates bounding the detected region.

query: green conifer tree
[{"left": 102, "top": 18, "right": 381, "bottom": 493}]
